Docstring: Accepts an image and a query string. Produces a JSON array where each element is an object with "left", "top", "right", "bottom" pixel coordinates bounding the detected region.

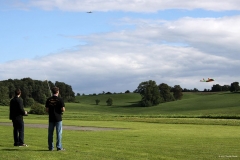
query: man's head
[
  {"left": 51, "top": 87, "right": 59, "bottom": 95},
  {"left": 15, "top": 88, "right": 21, "bottom": 96}
]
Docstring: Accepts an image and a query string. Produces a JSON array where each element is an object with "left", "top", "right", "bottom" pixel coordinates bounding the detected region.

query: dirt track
[{"left": 0, "top": 122, "right": 124, "bottom": 131}]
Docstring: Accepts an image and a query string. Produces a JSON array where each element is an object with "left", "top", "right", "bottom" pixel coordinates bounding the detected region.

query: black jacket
[{"left": 9, "top": 96, "right": 25, "bottom": 121}]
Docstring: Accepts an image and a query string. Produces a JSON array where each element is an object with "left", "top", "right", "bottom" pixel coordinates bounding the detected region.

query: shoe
[
  {"left": 49, "top": 149, "right": 54, "bottom": 151},
  {"left": 57, "top": 148, "right": 65, "bottom": 151},
  {"left": 19, "top": 144, "right": 28, "bottom": 147}
]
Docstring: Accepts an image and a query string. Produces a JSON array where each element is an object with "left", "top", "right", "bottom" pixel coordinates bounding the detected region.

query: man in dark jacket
[
  {"left": 45, "top": 87, "right": 65, "bottom": 151},
  {"left": 9, "top": 88, "right": 28, "bottom": 147}
]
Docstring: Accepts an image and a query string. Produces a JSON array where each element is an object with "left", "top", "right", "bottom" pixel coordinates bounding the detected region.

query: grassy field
[{"left": 0, "top": 92, "right": 240, "bottom": 159}]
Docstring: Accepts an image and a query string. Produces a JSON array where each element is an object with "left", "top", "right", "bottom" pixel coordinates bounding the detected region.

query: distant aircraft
[
  {"left": 200, "top": 78, "right": 214, "bottom": 82},
  {"left": 87, "top": 11, "right": 92, "bottom": 13}
]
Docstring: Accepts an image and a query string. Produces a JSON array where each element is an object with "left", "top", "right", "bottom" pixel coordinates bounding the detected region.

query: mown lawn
[
  {"left": 1, "top": 120, "right": 240, "bottom": 160},
  {"left": 0, "top": 92, "right": 240, "bottom": 159}
]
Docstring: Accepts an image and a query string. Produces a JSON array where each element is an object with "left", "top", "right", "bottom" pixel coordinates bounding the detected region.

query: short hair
[
  {"left": 51, "top": 87, "right": 59, "bottom": 94},
  {"left": 15, "top": 88, "right": 21, "bottom": 96}
]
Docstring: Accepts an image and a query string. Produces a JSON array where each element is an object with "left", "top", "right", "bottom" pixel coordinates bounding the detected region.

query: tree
[
  {"left": 193, "top": 88, "right": 199, "bottom": 92},
  {"left": 106, "top": 97, "right": 113, "bottom": 106},
  {"left": 0, "top": 84, "right": 9, "bottom": 106},
  {"left": 55, "top": 81, "right": 75, "bottom": 102},
  {"left": 95, "top": 99, "right": 100, "bottom": 105},
  {"left": 230, "top": 82, "right": 239, "bottom": 92},
  {"left": 136, "top": 80, "right": 163, "bottom": 107},
  {"left": 0, "top": 78, "right": 75, "bottom": 105},
  {"left": 222, "top": 85, "right": 230, "bottom": 91},
  {"left": 8, "top": 82, "right": 16, "bottom": 98},
  {"left": 158, "top": 83, "right": 174, "bottom": 102},
  {"left": 125, "top": 90, "right": 130, "bottom": 93},
  {"left": 172, "top": 85, "right": 183, "bottom": 100},
  {"left": 211, "top": 84, "right": 222, "bottom": 92}
]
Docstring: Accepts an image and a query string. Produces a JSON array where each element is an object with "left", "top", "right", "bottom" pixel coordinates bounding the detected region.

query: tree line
[
  {"left": 134, "top": 80, "right": 183, "bottom": 107},
  {"left": 134, "top": 80, "right": 240, "bottom": 107},
  {"left": 210, "top": 82, "right": 239, "bottom": 92},
  {"left": 0, "top": 77, "right": 75, "bottom": 106},
  {"left": 0, "top": 77, "right": 239, "bottom": 108}
]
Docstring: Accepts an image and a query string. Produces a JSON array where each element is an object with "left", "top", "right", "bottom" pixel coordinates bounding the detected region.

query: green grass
[
  {"left": 68, "top": 92, "right": 240, "bottom": 119},
  {"left": 1, "top": 121, "right": 240, "bottom": 160},
  {"left": 0, "top": 92, "right": 240, "bottom": 159}
]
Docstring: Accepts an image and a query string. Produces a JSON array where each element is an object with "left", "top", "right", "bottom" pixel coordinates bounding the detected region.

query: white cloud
[
  {"left": 1, "top": 13, "right": 240, "bottom": 94},
  {"left": 6, "top": 0, "right": 240, "bottom": 12}
]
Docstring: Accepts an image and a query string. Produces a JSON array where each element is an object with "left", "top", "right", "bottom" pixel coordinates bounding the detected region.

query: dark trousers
[{"left": 12, "top": 120, "right": 24, "bottom": 146}]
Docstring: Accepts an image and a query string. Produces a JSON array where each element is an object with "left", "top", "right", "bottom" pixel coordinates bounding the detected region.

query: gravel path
[{"left": 0, "top": 122, "right": 124, "bottom": 131}]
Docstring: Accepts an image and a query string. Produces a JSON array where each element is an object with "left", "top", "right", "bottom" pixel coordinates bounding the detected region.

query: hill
[{"left": 68, "top": 92, "right": 240, "bottom": 119}]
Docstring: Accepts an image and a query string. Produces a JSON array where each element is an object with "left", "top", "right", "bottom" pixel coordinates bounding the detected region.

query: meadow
[{"left": 0, "top": 92, "right": 240, "bottom": 160}]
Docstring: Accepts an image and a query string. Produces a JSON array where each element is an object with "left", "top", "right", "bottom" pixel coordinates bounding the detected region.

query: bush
[{"left": 29, "top": 102, "right": 46, "bottom": 115}]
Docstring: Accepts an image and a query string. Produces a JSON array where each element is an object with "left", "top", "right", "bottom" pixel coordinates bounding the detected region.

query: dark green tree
[
  {"left": 193, "top": 88, "right": 199, "bottom": 92},
  {"left": 172, "top": 85, "right": 183, "bottom": 100},
  {"left": 8, "top": 82, "right": 16, "bottom": 98},
  {"left": 106, "top": 97, "right": 113, "bottom": 106},
  {"left": 137, "top": 80, "right": 163, "bottom": 107},
  {"left": 0, "top": 84, "right": 9, "bottom": 106},
  {"left": 125, "top": 90, "right": 130, "bottom": 93},
  {"left": 222, "top": 85, "right": 230, "bottom": 91},
  {"left": 230, "top": 82, "right": 239, "bottom": 92},
  {"left": 95, "top": 99, "right": 100, "bottom": 105},
  {"left": 0, "top": 78, "right": 75, "bottom": 106},
  {"left": 158, "top": 83, "right": 174, "bottom": 102},
  {"left": 55, "top": 81, "right": 75, "bottom": 102},
  {"left": 211, "top": 84, "right": 222, "bottom": 92}
]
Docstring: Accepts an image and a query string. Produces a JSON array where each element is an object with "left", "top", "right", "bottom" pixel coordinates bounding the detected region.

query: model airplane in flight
[
  {"left": 87, "top": 11, "right": 92, "bottom": 13},
  {"left": 200, "top": 78, "right": 214, "bottom": 82}
]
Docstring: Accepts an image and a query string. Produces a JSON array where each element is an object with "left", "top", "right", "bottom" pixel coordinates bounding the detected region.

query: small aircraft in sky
[
  {"left": 200, "top": 78, "right": 215, "bottom": 82},
  {"left": 87, "top": 11, "right": 92, "bottom": 13}
]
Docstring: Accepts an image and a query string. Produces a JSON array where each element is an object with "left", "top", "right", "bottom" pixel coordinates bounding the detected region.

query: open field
[{"left": 0, "top": 92, "right": 240, "bottom": 159}]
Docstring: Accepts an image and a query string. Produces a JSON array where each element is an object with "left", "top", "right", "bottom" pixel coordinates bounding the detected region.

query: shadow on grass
[
  {"left": 123, "top": 102, "right": 142, "bottom": 108},
  {"left": 1, "top": 148, "right": 20, "bottom": 151},
  {"left": 111, "top": 101, "right": 142, "bottom": 108},
  {"left": 1, "top": 148, "right": 52, "bottom": 152},
  {"left": 221, "top": 91, "right": 240, "bottom": 94}
]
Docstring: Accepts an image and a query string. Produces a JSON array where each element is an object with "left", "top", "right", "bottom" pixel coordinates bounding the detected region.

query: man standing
[
  {"left": 9, "top": 88, "right": 28, "bottom": 147},
  {"left": 45, "top": 87, "right": 65, "bottom": 151}
]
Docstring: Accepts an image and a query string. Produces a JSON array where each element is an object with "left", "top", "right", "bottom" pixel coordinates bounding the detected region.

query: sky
[{"left": 1, "top": 0, "right": 240, "bottom": 95}]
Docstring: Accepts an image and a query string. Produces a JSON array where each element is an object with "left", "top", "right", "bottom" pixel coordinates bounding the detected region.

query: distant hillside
[{"left": 71, "top": 92, "right": 240, "bottom": 118}]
